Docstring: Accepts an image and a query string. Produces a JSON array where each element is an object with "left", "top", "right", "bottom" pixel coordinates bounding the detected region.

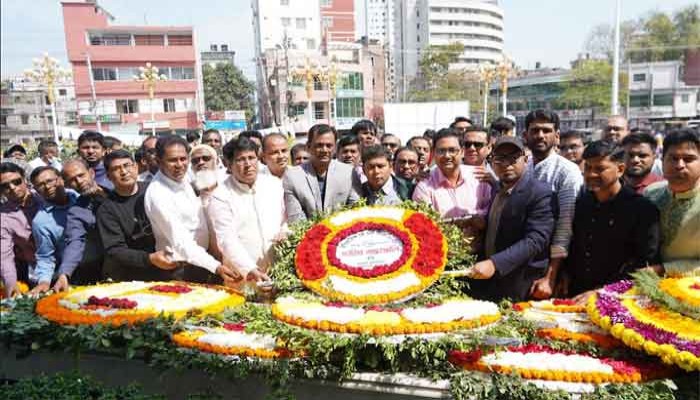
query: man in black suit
[
  {"left": 359, "top": 145, "right": 414, "bottom": 205},
  {"left": 467, "top": 137, "right": 555, "bottom": 302}
]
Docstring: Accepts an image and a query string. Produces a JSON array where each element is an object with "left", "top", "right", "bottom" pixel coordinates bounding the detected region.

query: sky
[{"left": 0, "top": 0, "right": 695, "bottom": 81}]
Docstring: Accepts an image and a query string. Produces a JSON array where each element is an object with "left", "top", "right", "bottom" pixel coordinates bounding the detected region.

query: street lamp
[
  {"left": 134, "top": 62, "right": 167, "bottom": 136},
  {"left": 479, "top": 65, "right": 497, "bottom": 124},
  {"left": 496, "top": 56, "right": 512, "bottom": 116},
  {"left": 291, "top": 57, "right": 320, "bottom": 126},
  {"left": 24, "top": 53, "right": 71, "bottom": 145}
]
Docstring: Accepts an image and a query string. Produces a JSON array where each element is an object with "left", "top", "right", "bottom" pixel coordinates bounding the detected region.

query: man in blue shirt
[
  {"left": 77, "top": 130, "right": 114, "bottom": 190},
  {"left": 52, "top": 159, "right": 109, "bottom": 291},
  {"left": 28, "top": 166, "right": 78, "bottom": 294}
]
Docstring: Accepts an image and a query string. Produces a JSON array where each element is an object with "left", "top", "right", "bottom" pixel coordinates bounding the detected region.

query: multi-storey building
[
  {"left": 61, "top": 0, "right": 202, "bottom": 139},
  {"left": 320, "top": 0, "right": 355, "bottom": 43},
  {"left": 201, "top": 44, "right": 236, "bottom": 68}
]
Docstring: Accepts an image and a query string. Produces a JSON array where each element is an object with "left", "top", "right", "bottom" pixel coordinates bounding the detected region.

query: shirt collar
[
  {"left": 43, "top": 190, "right": 78, "bottom": 212},
  {"left": 230, "top": 175, "right": 257, "bottom": 193},
  {"left": 435, "top": 165, "right": 464, "bottom": 188},
  {"left": 673, "top": 183, "right": 700, "bottom": 200},
  {"left": 155, "top": 170, "right": 190, "bottom": 191}
]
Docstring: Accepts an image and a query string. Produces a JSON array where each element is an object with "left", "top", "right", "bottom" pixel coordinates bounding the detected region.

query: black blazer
[
  {"left": 360, "top": 176, "right": 415, "bottom": 205},
  {"left": 471, "top": 171, "right": 555, "bottom": 302}
]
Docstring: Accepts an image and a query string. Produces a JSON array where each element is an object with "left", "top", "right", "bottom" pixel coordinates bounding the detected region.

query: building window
[
  {"left": 221, "top": 44, "right": 228, "bottom": 52},
  {"left": 280, "top": 0, "right": 289, "bottom": 5},
  {"left": 282, "top": 17, "right": 291, "bottom": 27},
  {"left": 163, "top": 98, "right": 176, "bottom": 112},
  {"left": 90, "top": 34, "right": 131, "bottom": 46},
  {"left": 58, "top": 89, "right": 67, "bottom": 96},
  {"left": 210, "top": 44, "right": 218, "bottom": 51},
  {"left": 336, "top": 98, "right": 364, "bottom": 118},
  {"left": 313, "top": 75, "right": 324, "bottom": 90},
  {"left": 340, "top": 72, "right": 363, "bottom": 90},
  {"left": 322, "top": 16, "right": 333, "bottom": 28},
  {"left": 134, "top": 35, "right": 165, "bottom": 46},
  {"left": 167, "top": 35, "right": 193, "bottom": 46},
  {"left": 0, "top": 115, "right": 6, "bottom": 126},
  {"left": 681, "top": 94, "right": 690, "bottom": 103},
  {"left": 168, "top": 66, "right": 195, "bottom": 80},
  {"left": 633, "top": 73, "right": 646, "bottom": 82},
  {"left": 320, "top": 0, "right": 331, "bottom": 5},
  {"left": 116, "top": 99, "right": 139, "bottom": 114},
  {"left": 313, "top": 102, "right": 325, "bottom": 119},
  {"left": 296, "top": 18, "right": 306, "bottom": 29},
  {"left": 307, "top": 39, "right": 316, "bottom": 49},
  {"left": 92, "top": 68, "right": 117, "bottom": 81},
  {"left": 21, "top": 114, "right": 29, "bottom": 124},
  {"left": 653, "top": 94, "right": 673, "bottom": 107}
]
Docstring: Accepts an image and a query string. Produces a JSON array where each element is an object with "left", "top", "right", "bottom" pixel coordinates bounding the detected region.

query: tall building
[
  {"left": 61, "top": 0, "right": 202, "bottom": 139},
  {"left": 320, "top": 0, "right": 355, "bottom": 43},
  {"left": 393, "top": 0, "right": 505, "bottom": 100},
  {"left": 201, "top": 44, "right": 236, "bottom": 67}
]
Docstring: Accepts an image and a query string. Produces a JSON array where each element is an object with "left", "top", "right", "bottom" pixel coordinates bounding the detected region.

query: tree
[
  {"left": 560, "top": 59, "right": 628, "bottom": 113},
  {"left": 202, "top": 63, "right": 255, "bottom": 121},
  {"left": 674, "top": 5, "right": 700, "bottom": 50},
  {"left": 583, "top": 21, "right": 638, "bottom": 62}
]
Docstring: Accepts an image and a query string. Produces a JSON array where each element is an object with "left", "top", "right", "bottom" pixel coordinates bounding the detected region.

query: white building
[
  {"left": 393, "top": 0, "right": 505, "bottom": 100},
  {"left": 628, "top": 60, "right": 700, "bottom": 124}
]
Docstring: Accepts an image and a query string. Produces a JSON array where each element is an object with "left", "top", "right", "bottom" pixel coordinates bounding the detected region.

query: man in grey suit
[{"left": 284, "top": 124, "right": 361, "bottom": 222}]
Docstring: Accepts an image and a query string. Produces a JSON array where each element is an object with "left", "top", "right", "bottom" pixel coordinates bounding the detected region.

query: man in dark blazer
[
  {"left": 283, "top": 124, "right": 361, "bottom": 222},
  {"left": 359, "top": 145, "right": 415, "bottom": 205},
  {"left": 467, "top": 136, "right": 555, "bottom": 302}
]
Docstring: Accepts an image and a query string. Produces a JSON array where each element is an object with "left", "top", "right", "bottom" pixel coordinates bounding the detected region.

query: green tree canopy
[
  {"left": 202, "top": 63, "right": 255, "bottom": 121},
  {"left": 560, "top": 59, "right": 628, "bottom": 111}
]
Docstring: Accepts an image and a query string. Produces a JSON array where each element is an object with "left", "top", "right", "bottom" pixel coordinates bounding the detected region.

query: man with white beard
[{"left": 189, "top": 144, "right": 226, "bottom": 204}]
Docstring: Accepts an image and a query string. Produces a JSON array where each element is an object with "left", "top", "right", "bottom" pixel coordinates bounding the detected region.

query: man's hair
[
  {"left": 308, "top": 124, "right": 337, "bottom": 144},
  {"left": 407, "top": 136, "right": 430, "bottom": 149},
  {"left": 61, "top": 158, "right": 89, "bottom": 177},
  {"left": 202, "top": 129, "right": 221, "bottom": 142},
  {"left": 350, "top": 119, "right": 377, "bottom": 137},
  {"left": 621, "top": 132, "right": 657, "bottom": 151},
  {"left": 463, "top": 125, "right": 491, "bottom": 142},
  {"left": 134, "top": 148, "right": 145, "bottom": 163},
  {"left": 380, "top": 133, "right": 400, "bottom": 144},
  {"left": 490, "top": 117, "right": 515, "bottom": 135},
  {"left": 525, "top": 109, "right": 560, "bottom": 131},
  {"left": 262, "top": 132, "right": 287, "bottom": 151},
  {"left": 186, "top": 131, "right": 200, "bottom": 144},
  {"left": 337, "top": 134, "right": 360, "bottom": 149},
  {"left": 431, "top": 128, "right": 461, "bottom": 148},
  {"left": 141, "top": 135, "right": 158, "bottom": 148},
  {"left": 394, "top": 146, "right": 418, "bottom": 161},
  {"left": 582, "top": 140, "right": 624, "bottom": 162},
  {"left": 37, "top": 140, "right": 58, "bottom": 155},
  {"left": 361, "top": 144, "right": 392, "bottom": 165},
  {"left": 560, "top": 130, "right": 586, "bottom": 142},
  {"left": 663, "top": 128, "right": 700, "bottom": 158},
  {"left": 223, "top": 136, "right": 259, "bottom": 162},
  {"left": 103, "top": 136, "right": 122, "bottom": 149},
  {"left": 30, "top": 165, "right": 60, "bottom": 183},
  {"left": 0, "top": 161, "right": 26, "bottom": 177},
  {"left": 155, "top": 135, "right": 189, "bottom": 159},
  {"left": 450, "top": 116, "right": 472, "bottom": 128},
  {"left": 77, "top": 130, "right": 105, "bottom": 148},
  {"left": 104, "top": 149, "right": 134, "bottom": 171},
  {"left": 290, "top": 143, "right": 308, "bottom": 159},
  {"left": 240, "top": 130, "right": 264, "bottom": 142},
  {"left": 422, "top": 129, "right": 436, "bottom": 141}
]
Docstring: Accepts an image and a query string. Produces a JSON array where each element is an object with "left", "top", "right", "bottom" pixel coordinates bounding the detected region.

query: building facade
[
  {"left": 201, "top": 44, "right": 236, "bottom": 67},
  {"left": 61, "top": 0, "right": 202, "bottom": 139},
  {"left": 393, "top": 0, "right": 505, "bottom": 100},
  {"left": 320, "top": 0, "right": 355, "bottom": 43}
]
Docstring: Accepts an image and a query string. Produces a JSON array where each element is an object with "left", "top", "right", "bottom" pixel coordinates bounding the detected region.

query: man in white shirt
[
  {"left": 28, "top": 140, "right": 62, "bottom": 172},
  {"left": 144, "top": 135, "right": 238, "bottom": 284},
  {"left": 208, "top": 137, "right": 281, "bottom": 282},
  {"left": 261, "top": 133, "right": 290, "bottom": 179}
]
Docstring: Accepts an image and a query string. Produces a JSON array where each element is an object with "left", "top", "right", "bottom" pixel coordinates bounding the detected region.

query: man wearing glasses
[
  {"left": 0, "top": 162, "right": 43, "bottom": 297},
  {"left": 137, "top": 135, "right": 159, "bottom": 183},
  {"left": 462, "top": 125, "right": 496, "bottom": 185},
  {"left": 467, "top": 137, "right": 555, "bottom": 302},
  {"left": 413, "top": 128, "right": 492, "bottom": 245},
  {"left": 558, "top": 130, "right": 586, "bottom": 173},
  {"left": 97, "top": 150, "right": 176, "bottom": 282},
  {"left": 603, "top": 115, "right": 630, "bottom": 144}
]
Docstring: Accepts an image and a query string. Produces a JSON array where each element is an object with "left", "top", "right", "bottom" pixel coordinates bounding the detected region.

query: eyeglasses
[
  {"left": 191, "top": 155, "right": 213, "bottom": 165},
  {"left": 492, "top": 153, "right": 524, "bottom": 165},
  {"left": 605, "top": 125, "right": 625, "bottom": 132},
  {"left": 435, "top": 147, "right": 461, "bottom": 156},
  {"left": 463, "top": 141, "right": 487, "bottom": 150},
  {"left": 558, "top": 144, "right": 582, "bottom": 152},
  {"left": 0, "top": 177, "right": 23, "bottom": 191},
  {"left": 109, "top": 162, "right": 135, "bottom": 172},
  {"left": 234, "top": 156, "right": 258, "bottom": 166},
  {"left": 34, "top": 177, "right": 58, "bottom": 189}
]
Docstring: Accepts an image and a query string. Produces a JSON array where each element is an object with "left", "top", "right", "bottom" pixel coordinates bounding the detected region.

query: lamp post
[
  {"left": 291, "top": 57, "right": 320, "bottom": 126},
  {"left": 496, "top": 56, "right": 512, "bottom": 116},
  {"left": 24, "top": 53, "right": 71, "bottom": 144},
  {"left": 479, "top": 65, "right": 497, "bottom": 124},
  {"left": 326, "top": 62, "right": 338, "bottom": 126},
  {"left": 134, "top": 62, "right": 167, "bottom": 136}
]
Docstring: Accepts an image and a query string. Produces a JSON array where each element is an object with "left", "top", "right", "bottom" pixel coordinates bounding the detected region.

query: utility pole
[
  {"left": 85, "top": 53, "right": 102, "bottom": 132},
  {"left": 611, "top": 0, "right": 621, "bottom": 115}
]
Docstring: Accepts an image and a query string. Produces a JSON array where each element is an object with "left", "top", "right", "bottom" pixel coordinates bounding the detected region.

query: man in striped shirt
[{"left": 524, "top": 110, "right": 584, "bottom": 299}]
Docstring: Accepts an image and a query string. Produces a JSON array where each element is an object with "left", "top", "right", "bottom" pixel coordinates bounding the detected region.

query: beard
[{"left": 192, "top": 169, "right": 219, "bottom": 191}]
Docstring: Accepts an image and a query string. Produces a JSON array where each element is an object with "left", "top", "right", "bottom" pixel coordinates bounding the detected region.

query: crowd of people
[{"left": 1, "top": 109, "right": 698, "bottom": 304}]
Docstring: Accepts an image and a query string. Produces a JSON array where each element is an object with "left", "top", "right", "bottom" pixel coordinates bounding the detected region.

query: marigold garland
[
  {"left": 0, "top": 281, "right": 29, "bottom": 299},
  {"left": 513, "top": 299, "right": 586, "bottom": 313},
  {"left": 35, "top": 282, "right": 245, "bottom": 327},
  {"left": 294, "top": 207, "right": 448, "bottom": 304},
  {"left": 587, "top": 280, "right": 700, "bottom": 371},
  {"left": 658, "top": 276, "right": 700, "bottom": 308},
  {"left": 536, "top": 328, "right": 621, "bottom": 349},
  {"left": 172, "top": 325, "right": 292, "bottom": 359},
  {"left": 448, "top": 344, "right": 675, "bottom": 384}
]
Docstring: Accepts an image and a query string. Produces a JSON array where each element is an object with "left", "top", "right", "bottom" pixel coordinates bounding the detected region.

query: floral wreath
[
  {"left": 587, "top": 280, "right": 700, "bottom": 372},
  {"left": 449, "top": 344, "right": 676, "bottom": 384},
  {"left": 36, "top": 281, "right": 244, "bottom": 326},
  {"left": 172, "top": 323, "right": 293, "bottom": 359},
  {"left": 271, "top": 294, "right": 500, "bottom": 336},
  {"left": 295, "top": 206, "right": 448, "bottom": 304},
  {"left": 514, "top": 299, "right": 620, "bottom": 349},
  {"left": 0, "top": 281, "right": 29, "bottom": 299}
]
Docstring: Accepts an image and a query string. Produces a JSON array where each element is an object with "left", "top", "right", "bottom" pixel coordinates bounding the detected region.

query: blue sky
[{"left": 1, "top": 0, "right": 695, "bottom": 80}]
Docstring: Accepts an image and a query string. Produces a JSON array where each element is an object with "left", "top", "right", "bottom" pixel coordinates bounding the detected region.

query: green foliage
[
  {"left": 632, "top": 270, "right": 700, "bottom": 320},
  {"left": 560, "top": 59, "right": 628, "bottom": 112},
  {"left": 202, "top": 63, "right": 255, "bottom": 122}
]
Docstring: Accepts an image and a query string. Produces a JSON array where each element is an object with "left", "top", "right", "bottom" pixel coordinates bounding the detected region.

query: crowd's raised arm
[{"left": 1, "top": 110, "right": 699, "bottom": 303}]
